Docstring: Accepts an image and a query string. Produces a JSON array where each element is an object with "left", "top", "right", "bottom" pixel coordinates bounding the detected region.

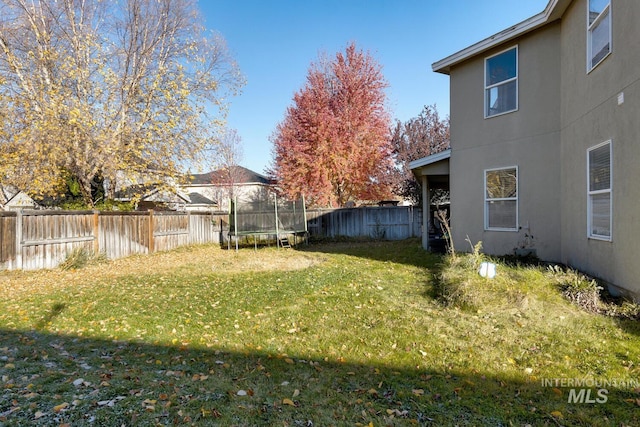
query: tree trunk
[{"left": 77, "top": 175, "right": 95, "bottom": 208}]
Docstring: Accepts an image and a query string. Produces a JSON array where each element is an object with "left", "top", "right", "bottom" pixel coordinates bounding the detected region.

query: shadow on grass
[
  {"left": 298, "top": 238, "right": 442, "bottom": 270},
  {"left": 299, "top": 238, "right": 448, "bottom": 303},
  {"left": 1, "top": 328, "right": 638, "bottom": 426},
  {"left": 34, "top": 303, "right": 66, "bottom": 331}
]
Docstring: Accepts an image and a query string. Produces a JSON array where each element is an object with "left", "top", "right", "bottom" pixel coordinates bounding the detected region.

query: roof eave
[
  {"left": 409, "top": 149, "right": 451, "bottom": 170},
  {"left": 432, "top": 0, "right": 570, "bottom": 74}
]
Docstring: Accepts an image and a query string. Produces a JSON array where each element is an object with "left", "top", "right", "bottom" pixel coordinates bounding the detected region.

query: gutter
[{"left": 432, "top": 0, "right": 570, "bottom": 74}]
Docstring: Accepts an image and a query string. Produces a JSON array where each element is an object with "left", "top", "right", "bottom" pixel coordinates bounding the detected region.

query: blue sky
[{"left": 200, "top": 0, "right": 549, "bottom": 174}]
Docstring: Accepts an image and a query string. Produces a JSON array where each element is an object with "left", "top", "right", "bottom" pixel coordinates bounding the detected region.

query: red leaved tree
[
  {"left": 390, "top": 105, "right": 450, "bottom": 205},
  {"left": 269, "top": 42, "right": 393, "bottom": 207}
]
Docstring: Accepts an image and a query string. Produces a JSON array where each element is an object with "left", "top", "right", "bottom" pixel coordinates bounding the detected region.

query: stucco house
[
  {"left": 2, "top": 191, "right": 38, "bottom": 211},
  {"left": 183, "top": 166, "right": 273, "bottom": 212},
  {"left": 412, "top": 0, "right": 640, "bottom": 299}
]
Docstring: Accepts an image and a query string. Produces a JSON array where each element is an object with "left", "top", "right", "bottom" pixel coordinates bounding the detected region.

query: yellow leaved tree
[{"left": 0, "top": 0, "right": 244, "bottom": 206}]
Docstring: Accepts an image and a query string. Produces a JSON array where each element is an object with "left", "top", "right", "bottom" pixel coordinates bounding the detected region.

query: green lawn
[{"left": 0, "top": 240, "right": 639, "bottom": 426}]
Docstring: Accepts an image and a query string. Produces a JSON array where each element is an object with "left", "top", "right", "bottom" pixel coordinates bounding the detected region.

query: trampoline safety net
[{"left": 229, "top": 192, "right": 307, "bottom": 238}]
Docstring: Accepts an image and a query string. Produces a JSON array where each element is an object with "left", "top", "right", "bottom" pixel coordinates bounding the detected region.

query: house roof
[
  {"left": 187, "top": 192, "right": 216, "bottom": 206},
  {"left": 409, "top": 149, "right": 451, "bottom": 170},
  {"left": 432, "top": 0, "right": 572, "bottom": 74},
  {"left": 5, "top": 191, "right": 37, "bottom": 208},
  {"left": 142, "top": 189, "right": 190, "bottom": 204},
  {"left": 188, "top": 166, "right": 270, "bottom": 185}
]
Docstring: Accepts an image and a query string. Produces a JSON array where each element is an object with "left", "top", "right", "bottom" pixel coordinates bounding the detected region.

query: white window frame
[
  {"left": 587, "top": 140, "right": 612, "bottom": 241},
  {"left": 484, "top": 46, "right": 518, "bottom": 118},
  {"left": 484, "top": 166, "right": 518, "bottom": 231},
  {"left": 587, "top": 0, "right": 612, "bottom": 73}
]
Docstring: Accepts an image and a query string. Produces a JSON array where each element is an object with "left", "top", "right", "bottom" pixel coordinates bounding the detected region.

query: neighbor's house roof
[
  {"left": 141, "top": 188, "right": 190, "bottom": 204},
  {"left": 188, "top": 166, "right": 271, "bottom": 186},
  {"left": 4, "top": 191, "right": 38, "bottom": 210},
  {"left": 432, "top": 0, "right": 572, "bottom": 74},
  {"left": 187, "top": 192, "right": 216, "bottom": 206}
]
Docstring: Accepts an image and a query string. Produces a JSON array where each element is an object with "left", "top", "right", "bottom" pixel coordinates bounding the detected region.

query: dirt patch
[{"left": 214, "top": 253, "right": 322, "bottom": 273}]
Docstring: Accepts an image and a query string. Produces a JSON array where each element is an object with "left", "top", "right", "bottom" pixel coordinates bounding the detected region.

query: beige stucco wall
[
  {"left": 449, "top": 22, "right": 562, "bottom": 261},
  {"left": 559, "top": 0, "right": 640, "bottom": 297},
  {"left": 183, "top": 183, "right": 273, "bottom": 211}
]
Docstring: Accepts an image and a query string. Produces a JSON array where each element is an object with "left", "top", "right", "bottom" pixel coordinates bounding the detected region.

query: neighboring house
[
  {"left": 183, "top": 166, "right": 273, "bottom": 212},
  {"left": 113, "top": 171, "right": 218, "bottom": 212},
  {"left": 412, "top": 0, "right": 640, "bottom": 299},
  {"left": 136, "top": 188, "right": 190, "bottom": 211},
  {"left": 183, "top": 192, "right": 218, "bottom": 212},
  {"left": 3, "top": 191, "right": 38, "bottom": 210}
]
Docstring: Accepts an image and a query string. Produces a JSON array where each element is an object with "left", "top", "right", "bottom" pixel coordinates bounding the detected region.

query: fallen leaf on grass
[
  {"left": 386, "top": 408, "right": 409, "bottom": 417},
  {"left": 192, "top": 373, "right": 209, "bottom": 381},
  {"left": 142, "top": 398, "right": 156, "bottom": 411},
  {"left": 0, "top": 407, "right": 20, "bottom": 418},
  {"left": 97, "top": 396, "right": 126, "bottom": 407},
  {"left": 412, "top": 389, "right": 424, "bottom": 396},
  {"left": 282, "top": 398, "right": 295, "bottom": 406},
  {"left": 53, "top": 402, "right": 69, "bottom": 413},
  {"left": 550, "top": 410, "right": 563, "bottom": 419}
]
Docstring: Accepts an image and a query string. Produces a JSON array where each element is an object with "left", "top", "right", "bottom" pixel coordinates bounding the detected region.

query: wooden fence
[
  {"left": 0, "top": 210, "right": 227, "bottom": 271},
  {"left": 0, "top": 206, "right": 421, "bottom": 271},
  {"left": 306, "top": 206, "right": 421, "bottom": 240}
]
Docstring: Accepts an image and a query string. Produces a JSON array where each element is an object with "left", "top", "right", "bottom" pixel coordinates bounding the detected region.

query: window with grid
[
  {"left": 588, "top": 141, "right": 612, "bottom": 240},
  {"left": 485, "top": 46, "right": 518, "bottom": 118},
  {"left": 485, "top": 167, "right": 518, "bottom": 231},
  {"left": 587, "top": 0, "right": 611, "bottom": 71}
]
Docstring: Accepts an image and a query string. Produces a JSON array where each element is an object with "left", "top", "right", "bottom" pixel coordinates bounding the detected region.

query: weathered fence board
[
  {"left": 153, "top": 212, "right": 189, "bottom": 253},
  {"left": 0, "top": 206, "right": 421, "bottom": 271},
  {"left": 0, "top": 213, "right": 17, "bottom": 270},
  {"left": 307, "top": 206, "right": 421, "bottom": 240},
  {"left": 19, "top": 211, "right": 95, "bottom": 270},
  {"left": 99, "top": 212, "right": 150, "bottom": 260},
  {"left": 189, "top": 212, "right": 226, "bottom": 245}
]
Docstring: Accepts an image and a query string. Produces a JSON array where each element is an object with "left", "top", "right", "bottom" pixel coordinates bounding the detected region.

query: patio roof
[{"left": 409, "top": 149, "right": 451, "bottom": 170}]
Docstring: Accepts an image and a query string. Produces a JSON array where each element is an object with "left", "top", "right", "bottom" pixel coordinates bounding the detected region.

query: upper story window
[
  {"left": 485, "top": 166, "right": 518, "bottom": 231},
  {"left": 587, "top": 0, "right": 611, "bottom": 71},
  {"left": 485, "top": 46, "right": 518, "bottom": 118}
]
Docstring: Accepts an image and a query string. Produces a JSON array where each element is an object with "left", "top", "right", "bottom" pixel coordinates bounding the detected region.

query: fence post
[
  {"left": 363, "top": 207, "right": 368, "bottom": 239},
  {"left": 187, "top": 211, "right": 192, "bottom": 244},
  {"left": 148, "top": 209, "right": 155, "bottom": 254},
  {"left": 15, "top": 210, "right": 23, "bottom": 270},
  {"left": 93, "top": 211, "right": 100, "bottom": 254}
]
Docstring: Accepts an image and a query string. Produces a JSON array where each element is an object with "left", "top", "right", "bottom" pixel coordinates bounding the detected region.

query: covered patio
[{"left": 409, "top": 149, "right": 450, "bottom": 251}]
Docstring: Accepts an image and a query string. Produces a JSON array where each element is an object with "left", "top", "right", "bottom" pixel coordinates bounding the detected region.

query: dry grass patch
[{"left": 0, "top": 244, "right": 326, "bottom": 300}]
